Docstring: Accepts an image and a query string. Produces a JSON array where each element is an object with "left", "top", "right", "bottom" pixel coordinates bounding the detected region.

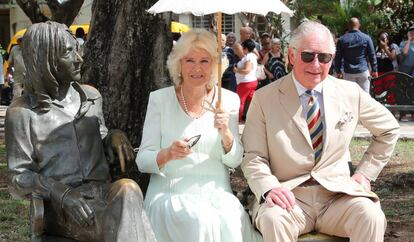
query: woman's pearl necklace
[{"left": 180, "top": 86, "right": 207, "bottom": 118}]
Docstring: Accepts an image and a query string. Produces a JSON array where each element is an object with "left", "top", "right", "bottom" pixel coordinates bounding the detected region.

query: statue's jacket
[{"left": 6, "top": 82, "right": 111, "bottom": 199}]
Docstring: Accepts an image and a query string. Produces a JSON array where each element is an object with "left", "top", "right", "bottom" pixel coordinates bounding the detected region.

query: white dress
[{"left": 137, "top": 86, "right": 262, "bottom": 242}]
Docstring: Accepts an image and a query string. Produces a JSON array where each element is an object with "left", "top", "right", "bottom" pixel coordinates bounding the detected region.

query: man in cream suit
[{"left": 241, "top": 21, "right": 400, "bottom": 242}]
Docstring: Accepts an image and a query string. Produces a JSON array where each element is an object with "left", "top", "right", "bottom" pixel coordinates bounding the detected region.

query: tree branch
[
  {"left": 47, "top": 0, "right": 85, "bottom": 26},
  {"left": 16, "top": 0, "right": 85, "bottom": 26},
  {"left": 16, "top": 0, "right": 49, "bottom": 23}
]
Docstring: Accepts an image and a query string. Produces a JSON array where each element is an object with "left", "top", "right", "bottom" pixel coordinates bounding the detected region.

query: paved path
[{"left": 1, "top": 105, "right": 413, "bottom": 140}]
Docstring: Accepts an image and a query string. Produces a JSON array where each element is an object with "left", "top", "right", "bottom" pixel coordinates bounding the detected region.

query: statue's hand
[
  {"left": 107, "top": 130, "right": 135, "bottom": 173},
  {"left": 61, "top": 189, "right": 95, "bottom": 226}
]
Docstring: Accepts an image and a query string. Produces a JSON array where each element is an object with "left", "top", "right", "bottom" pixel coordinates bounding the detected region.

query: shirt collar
[{"left": 292, "top": 72, "right": 324, "bottom": 97}]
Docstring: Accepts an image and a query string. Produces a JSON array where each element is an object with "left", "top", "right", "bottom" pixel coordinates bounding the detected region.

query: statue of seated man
[{"left": 5, "top": 21, "right": 156, "bottom": 242}]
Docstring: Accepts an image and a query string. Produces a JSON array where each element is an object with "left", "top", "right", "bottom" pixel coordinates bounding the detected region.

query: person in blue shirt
[
  {"left": 335, "top": 17, "right": 378, "bottom": 93},
  {"left": 398, "top": 25, "right": 414, "bottom": 76}
]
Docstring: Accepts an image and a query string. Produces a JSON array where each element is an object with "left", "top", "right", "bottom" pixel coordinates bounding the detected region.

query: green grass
[
  {"left": 0, "top": 143, "right": 30, "bottom": 242},
  {"left": 0, "top": 163, "right": 6, "bottom": 173},
  {"left": 0, "top": 189, "right": 30, "bottom": 242},
  {"left": 350, "top": 139, "right": 414, "bottom": 224},
  {"left": 0, "top": 144, "right": 6, "bottom": 159},
  {"left": 350, "top": 138, "right": 414, "bottom": 164},
  {"left": 382, "top": 188, "right": 414, "bottom": 222}
]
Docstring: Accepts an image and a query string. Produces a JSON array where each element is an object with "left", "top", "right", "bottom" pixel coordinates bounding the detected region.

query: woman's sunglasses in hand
[
  {"left": 187, "top": 134, "right": 201, "bottom": 149},
  {"left": 203, "top": 100, "right": 216, "bottom": 113}
]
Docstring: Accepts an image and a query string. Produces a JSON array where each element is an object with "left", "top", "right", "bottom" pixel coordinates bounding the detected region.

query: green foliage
[
  {"left": 265, "top": 13, "right": 290, "bottom": 49},
  {"left": 289, "top": 0, "right": 414, "bottom": 43}
]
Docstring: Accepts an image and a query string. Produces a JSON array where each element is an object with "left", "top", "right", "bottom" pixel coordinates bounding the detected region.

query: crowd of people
[
  {"left": 2, "top": 17, "right": 409, "bottom": 242},
  {"left": 221, "top": 27, "right": 288, "bottom": 121}
]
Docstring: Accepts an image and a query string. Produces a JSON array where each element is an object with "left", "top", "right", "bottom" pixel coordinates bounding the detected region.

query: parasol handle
[{"left": 216, "top": 12, "right": 222, "bottom": 109}]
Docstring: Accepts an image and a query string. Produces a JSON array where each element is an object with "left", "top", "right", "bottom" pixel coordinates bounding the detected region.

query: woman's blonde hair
[{"left": 167, "top": 29, "right": 219, "bottom": 89}]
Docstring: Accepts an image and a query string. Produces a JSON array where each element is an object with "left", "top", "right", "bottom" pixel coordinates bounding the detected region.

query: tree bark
[{"left": 81, "top": 0, "right": 172, "bottom": 192}]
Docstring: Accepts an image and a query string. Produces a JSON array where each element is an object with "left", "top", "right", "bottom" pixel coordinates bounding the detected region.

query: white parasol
[{"left": 148, "top": 0, "right": 294, "bottom": 107}]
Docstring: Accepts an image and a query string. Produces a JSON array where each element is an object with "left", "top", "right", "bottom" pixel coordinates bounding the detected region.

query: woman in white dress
[{"left": 136, "top": 29, "right": 263, "bottom": 242}]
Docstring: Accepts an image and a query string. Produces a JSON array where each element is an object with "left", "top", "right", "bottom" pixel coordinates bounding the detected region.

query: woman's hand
[
  {"left": 214, "top": 108, "right": 230, "bottom": 134},
  {"left": 214, "top": 108, "right": 234, "bottom": 152},
  {"left": 156, "top": 140, "right": 192, "bottom": 168}
]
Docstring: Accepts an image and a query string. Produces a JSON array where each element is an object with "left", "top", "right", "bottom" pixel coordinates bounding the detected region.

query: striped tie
[{"left": 305, "top": 90, "right": 323, "bottom": 163}]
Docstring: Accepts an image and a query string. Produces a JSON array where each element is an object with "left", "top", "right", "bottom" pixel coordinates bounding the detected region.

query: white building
[{"left": 177, "top": 13, "right": 291, "bottom": 42}]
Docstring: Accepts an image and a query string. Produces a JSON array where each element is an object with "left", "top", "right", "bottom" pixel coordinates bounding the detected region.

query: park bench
[{"left": 370, "top": 71, "right": 414, "bottom": 120}]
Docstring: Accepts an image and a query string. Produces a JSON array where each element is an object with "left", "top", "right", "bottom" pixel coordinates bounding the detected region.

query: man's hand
[
  {"left": 352, "top": 173, "right": 371, "bottom": 192},
  {"left": 61, "top": 189, "right": 95, "bottom": 226},
  {"left": 107, "top": 130, "right": 135, "bottom": 172},
  {"left": 371, "top": 72, "right": 378, "bottom": 78},
  {"left": 265, "top": 187, "right": 295, "bottom": 210}
]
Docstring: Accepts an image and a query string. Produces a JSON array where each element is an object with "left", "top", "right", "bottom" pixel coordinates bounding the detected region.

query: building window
[
  {"left": 192, "top": 14, "right": 235, "bottom": 35},
  {"left": 256, "top": 15, "right": 266, "bottom": 35}
]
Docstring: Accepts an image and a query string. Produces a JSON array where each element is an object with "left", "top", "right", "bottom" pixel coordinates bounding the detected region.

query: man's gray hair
[{"left": 289, "top": 21, "right": 336, "bottom": 53}]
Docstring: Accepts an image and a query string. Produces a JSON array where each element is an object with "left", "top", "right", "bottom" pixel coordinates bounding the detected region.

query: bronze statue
[{"left": 5, "top": 21, "right": 156, "bottom": 242}]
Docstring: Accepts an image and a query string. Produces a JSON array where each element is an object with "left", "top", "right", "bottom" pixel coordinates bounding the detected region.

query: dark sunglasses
[{"left": 301, "top": 51, "right": 333, "bottom": 64}]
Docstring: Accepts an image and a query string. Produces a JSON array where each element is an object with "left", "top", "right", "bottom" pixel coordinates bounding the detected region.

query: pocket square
[{"left": 336, "top": 111, "right": 354, "bottom": 130}]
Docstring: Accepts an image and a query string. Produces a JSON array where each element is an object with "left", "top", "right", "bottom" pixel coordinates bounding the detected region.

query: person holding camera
[
  {"left": 399, "top": 25, "right": 414, "bottom": 76},
  {"left": 372, "top": 32, "right": 399, "bottom": 104}
]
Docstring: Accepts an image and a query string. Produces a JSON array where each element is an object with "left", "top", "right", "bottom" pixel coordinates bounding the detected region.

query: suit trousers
[{"left": 255, "top": 185, "right": 386, "bottom": 242}]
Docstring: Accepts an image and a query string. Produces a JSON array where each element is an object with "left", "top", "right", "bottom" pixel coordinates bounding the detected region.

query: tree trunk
[{"left": 81, "top": 0, "right": 172, "bottom": 192}]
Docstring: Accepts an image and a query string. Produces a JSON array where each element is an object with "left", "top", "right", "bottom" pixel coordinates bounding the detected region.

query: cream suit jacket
[{"left": 241, "top": 73, "right": 400, "bottom": 219}]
